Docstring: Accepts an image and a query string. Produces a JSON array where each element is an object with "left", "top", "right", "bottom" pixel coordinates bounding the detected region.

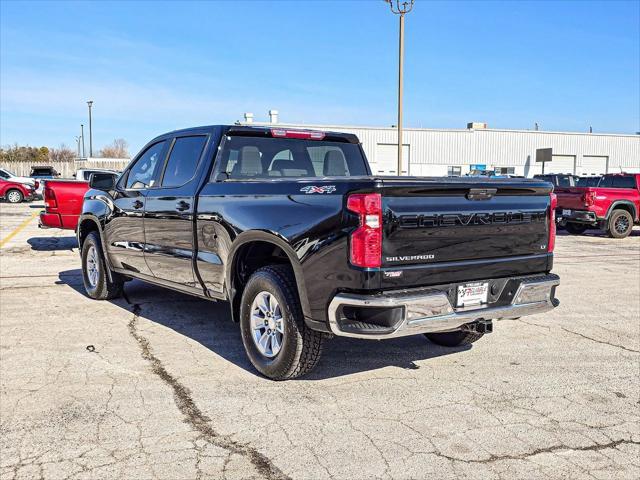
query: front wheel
[
  {"left": 607, "top": 210, "right": 633, "bottom": 239},
  {"left": 81, "top": 231, "right": 123, "bottom": 300},
  {"left": 424, "top": 330, "right": 484, "bottom": 347},
  {"left": 565, "top": 222, "right": 588, "bottom": 235},
  {"left": 240, "top": 265, "right": 325, "bottom": 380},
  {"left": 6, "top": 189, "right": 24, "bottom": 203}
]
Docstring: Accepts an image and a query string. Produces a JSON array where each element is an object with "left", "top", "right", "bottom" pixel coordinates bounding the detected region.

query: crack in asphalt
[
  {"left": 126, "top": 302, "right": 291, "bottom": 480},
  {"left": 559, "top": 327, "right": 640, "bottom": 354},
  {"left": 433, "top": 438, "right": 640, "bottom": 465}
]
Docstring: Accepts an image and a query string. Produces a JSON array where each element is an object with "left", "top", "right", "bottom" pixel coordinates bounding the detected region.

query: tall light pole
[
  {"left": 384, "top": 0, "right": 414, "bottom": 176},
  {"left": 80, "top": 124, "right": 86, "bottom": 159},
  {"left": 87, "top": 100, "right": 94, "bottom": 158},
  {"left": 75, "top": 136, "right": 81, "bottom": 159}
]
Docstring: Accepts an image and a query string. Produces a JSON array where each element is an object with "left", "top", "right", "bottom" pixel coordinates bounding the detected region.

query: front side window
[
  {"left": 161, "top": 136, "right": 207, "bottom": 187},
  {"left": 216, "top": 136, "right": 368, "bottom": 179},
  {"left": 126, "top": 141, "right": 166, "bottom": 189}
]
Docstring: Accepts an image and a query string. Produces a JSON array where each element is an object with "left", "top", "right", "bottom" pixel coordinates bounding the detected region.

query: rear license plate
[
  {"left": 562, "top": 209, "right": 572, "bottom": 216},
  {"left": 457, "top": 282, "right": 489, "bottom": 307}
]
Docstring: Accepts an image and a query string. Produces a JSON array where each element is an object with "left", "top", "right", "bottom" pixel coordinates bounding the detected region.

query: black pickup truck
[{"left": 78, "top": 125, "right": 560, "bottom": 379}]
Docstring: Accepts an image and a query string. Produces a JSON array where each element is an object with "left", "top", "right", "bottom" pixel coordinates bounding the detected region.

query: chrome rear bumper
[{"left": 328, "top": 274, "right": 560, "bottom": 339}]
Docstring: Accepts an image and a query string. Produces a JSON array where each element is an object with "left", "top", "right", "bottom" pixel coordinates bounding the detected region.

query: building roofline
[{"left": 239, "top": 121, "right": 640, "bottom": 139}]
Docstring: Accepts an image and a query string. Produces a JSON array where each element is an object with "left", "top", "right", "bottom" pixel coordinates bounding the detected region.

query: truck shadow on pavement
[
  {"left": 58, "top": 269, "right": 469, "bottom": 380},
  {"left": 28, "top": 236, "right": 77, "bottom": 251}
]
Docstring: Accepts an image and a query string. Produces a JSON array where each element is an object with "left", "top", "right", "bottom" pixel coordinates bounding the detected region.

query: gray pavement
[{"left": 1, "top": 201, "right": 639, "bottom": 480}]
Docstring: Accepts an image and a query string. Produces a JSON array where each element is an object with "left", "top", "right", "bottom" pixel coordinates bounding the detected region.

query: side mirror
[{"left": 89, "top": 172, "right": 116, "bottom": 191}]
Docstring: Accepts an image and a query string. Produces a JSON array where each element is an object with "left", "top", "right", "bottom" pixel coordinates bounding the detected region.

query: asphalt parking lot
[{"left": 1, "top": 201, "right": 639, "bottom": 480}]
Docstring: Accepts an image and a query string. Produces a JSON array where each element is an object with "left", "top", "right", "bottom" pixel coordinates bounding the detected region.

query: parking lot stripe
[{"left": 0, "top": 212, "right": 39, "bottom": 248}]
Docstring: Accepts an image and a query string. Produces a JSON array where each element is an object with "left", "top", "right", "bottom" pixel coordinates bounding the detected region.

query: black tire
[
  {"left": 424, "top": 330, "right": 484, "bottom": 347},
  {"left": 565, "top": 222, "right": 588, "bottom": 235},
  {"left": 239, "top": 265, "right": 325, "bottom": 380},
  {"left": 6, "top": 189, "right": 24, "bottom": 203},
  {"left": 81, "top": 231, "right": 123, "bottom": 300},
  {"left": 607, "top": 210, "right": 633, "bottom": 239}
]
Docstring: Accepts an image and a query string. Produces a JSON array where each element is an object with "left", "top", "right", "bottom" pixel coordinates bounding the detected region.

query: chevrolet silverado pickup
[
  {"left": 77, "top": 125, "right": 560, "bottom": 379},
  {"left": 557, "top": 173, "right": 640, "bottom": 238}
]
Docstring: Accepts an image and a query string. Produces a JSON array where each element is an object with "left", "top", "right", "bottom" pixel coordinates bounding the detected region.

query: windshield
[{"left": 215, "top": 136, "right": 369, "bottom": 179}]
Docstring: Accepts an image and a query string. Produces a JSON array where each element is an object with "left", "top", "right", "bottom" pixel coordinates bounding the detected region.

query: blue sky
[{"left": 1, "top": 0, "right": 638, "bottom": 155}]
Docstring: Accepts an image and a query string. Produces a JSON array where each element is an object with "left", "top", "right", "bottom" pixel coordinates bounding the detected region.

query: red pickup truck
[
  {"left": 39, "top": 171, "right": 120, "bottom": 230},
  {"left": 557, "top": 173, "right": 640, "bottom": 238},
  {"left": 39, "top": 180, "right": 89, "bottom": 230}
]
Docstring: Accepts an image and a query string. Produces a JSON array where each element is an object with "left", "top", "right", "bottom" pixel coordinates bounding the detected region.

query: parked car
[
  {"left": 78, "top": 125, "right": 560, "bottom": 380},
  {"left": 39, "top": 172, "right": 119, "bottom": 230},
  {"left": 0, "top": 178, "right": 36, "bottom": 203},
  {"left": 0, "top": 167, "right": 38, "bottom": 189},
  {"left": 557, "top": 173, "right": 640, "bottom": 238},
  {"left": 74, "top": 168, "right": 119, "bottom": 182}
]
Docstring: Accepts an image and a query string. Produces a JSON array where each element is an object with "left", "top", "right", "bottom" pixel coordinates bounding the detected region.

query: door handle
[
  {"left": 133, "top": 200, "right": 143, "bottom": 209},
  {"left": 176, "top": 201, "right": 190, "bottom": 212}
]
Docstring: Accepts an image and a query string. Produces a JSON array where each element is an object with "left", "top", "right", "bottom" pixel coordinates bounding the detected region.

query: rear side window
[
  {"left": 161, "top": 136, "right": 207, "bottom": 187},
  {"left": 612, "top": 176, "right": 637, "bottom": 189},
  {"left": 216, "top": 136, "right": 368, "bottom": 179},
  {"left": 126, "top": 141, "right": 166, "bottom": 189},
  {"left": 600, "top": 176, "right": 637, "bottom": 189}
]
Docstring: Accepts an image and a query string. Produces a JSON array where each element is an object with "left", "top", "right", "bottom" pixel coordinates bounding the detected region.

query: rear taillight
[
  {"left": 582, "top": 190, "right": 596, "bottom": 207},
  {"left": 34, "top": 180, "right": 39, "bottom": 190},
  {"left": 347, "top": 193, "right": 382, "bottom": 268},
  {"left": 548, "top": 193, "right": 557, "bottom": 253},
  {"left": 44, "top": 187, "right": 57, "bottom": 210}
]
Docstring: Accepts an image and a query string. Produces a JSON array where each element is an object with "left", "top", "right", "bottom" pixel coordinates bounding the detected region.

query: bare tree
[
  {"left": 99, "top": 139, "right": 129, "bottom": 158},
  {"left": 48, "top": 144, "right": 75, "bottom": 162}
]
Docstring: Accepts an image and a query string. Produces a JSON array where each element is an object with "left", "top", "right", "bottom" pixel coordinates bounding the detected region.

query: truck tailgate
[
  {"left": 555, "top": 187, "right": 588, "bottom": 210},
  {"left": 379, "top": 178, "right": 553, "bottom": 267}
]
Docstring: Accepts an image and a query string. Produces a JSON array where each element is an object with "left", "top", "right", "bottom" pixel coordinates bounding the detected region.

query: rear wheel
[
  {"left": 607, "top": 210, "right": 633, "bottom": 239},
  {"left": 81, "top": 231, "right": 123, "bottom": 300},
  {"left": 240, "top": 265, "right": 325, "bottom": 380},
  {"left": 424, "top": 330, "right": 484, "bottom": 347},
  {"left": 6, "top": 189, "right": 24, "bottom": 203},
  {"left": 565, "top": 222, "right": 588, "bottom": 235}
]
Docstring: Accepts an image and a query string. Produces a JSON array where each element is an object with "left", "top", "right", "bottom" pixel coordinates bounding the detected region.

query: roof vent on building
[
  {"left": 269, "top": 109, "right": 279, "bottom": 124},
  {"left": 467, "top": 122, "right": 488, "bottom": 129},
  {"left": 243, "top": 112, "right": 254, "bottom": 124}
]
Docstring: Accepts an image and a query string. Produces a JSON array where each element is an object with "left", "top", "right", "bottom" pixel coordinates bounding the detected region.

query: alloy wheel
[
  {"left": 86, "top": 245, "right": 100, "bottom": 288},
  {"left": 615, "top": 216, "right": 630, "bottom": 235},
  {"left": 250, "top": 291, "right": 284, "bottom": 358},
  {"left": 7, "top": 191, "right": 22, "bottom": 203}
]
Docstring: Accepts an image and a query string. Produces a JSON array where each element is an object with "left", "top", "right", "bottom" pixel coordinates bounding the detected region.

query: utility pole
[
  {"left": 385, "top": 0, "right": 415, "bottom": 176},
  {"left": 75, "top": 136, "right": 81, "bottom": 159},
  {"left": 87, "top": 100, "right": 94, "bottom": 158},
  {"left": 81, "top": 124, "right": 86, "bottom": 159}
]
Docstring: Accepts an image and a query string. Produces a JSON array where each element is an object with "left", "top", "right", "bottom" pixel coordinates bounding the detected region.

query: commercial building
[{"left": 241, "top": 113, "right": 640, "bottom": 177}]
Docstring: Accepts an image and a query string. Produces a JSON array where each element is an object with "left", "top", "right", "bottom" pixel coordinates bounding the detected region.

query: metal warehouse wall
[{"left": 256, "top": 122, "right": 640, "bottom": 177}]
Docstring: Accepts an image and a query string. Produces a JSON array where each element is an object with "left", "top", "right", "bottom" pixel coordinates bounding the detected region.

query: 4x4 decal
[{"left": 300, "top": 185, "right": 336, "bottom": 194}]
